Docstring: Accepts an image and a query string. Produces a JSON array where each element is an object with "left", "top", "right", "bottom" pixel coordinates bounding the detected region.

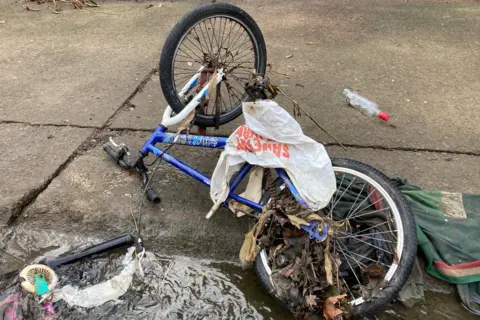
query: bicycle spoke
[
  {"left": 192, "top": 27, "right": 211, "bottom": 57},
  {"left": 332, "top": 241, "right": 391, "bottom": 268},
  {"left": 343, "top": 235, "right": 393, "bottom": 255},
  {"left": 228, "top": 74, "right": 249, "bottom": 90},
  {"left": 184, "top": 35, "right": 206, "bottom": 57},
  {"left": 230, "top": 38, "right": 253, "bottom": 57},
  {"left": 228, "top": 28, "right": 247, "bottom": 55},
  {"left": 232, "top": 47, "right": 254, "bottom": 61},
  {"left": 337, "top": 241, "right": 363, "bottom": 287},
  {"left": 347, "top": 188, "right": 377, "bottom": 218},
  {"left": 229, "top": 83, "right": 245, "bottom": 99},
  {"left": 337, "top": 231, "right": 395, "bottom": 243},
  {"left": 352, "top": 229, "right": 398, "bottom": 237},
  {"left": 348, "top": 196, "right": 385, "bottom": 219},
  {"left": 329, "top": 174, "right": 345, "bottom": 218},
  {"left": 176, "top": 53, "right": 203, "bottom": 65},
  {"left": 336, "top": 240, "right": 368, "bottom": 269},
  {"left": 345, "top": 182, "right": 367, "bottom": 219},
  {"left": 174, "top": 66, "right": 200, "bottom": 72},
  {"left": 176, "top": 49, "right": 203, "bottom": 65},
  {"left": 229, "top": 73, "right": 250, "bottom": 83},
  {"left": 200, "top": 21, "right": 214, "bottom": 56},
  {"left": 333, "top": 243, "right": 356, "bottom": 299},
  {"left": 223, "top": 19, "right": 235, "bottom": 48},
  {"left": 331, "top": 177, "right": 356, "bottom": 214},
  {"left": 174, "top": 72, "right": 198, "bottom": 85},
  {"left": 225, "top": 82, "right": 243, "bottom": 102},
  {"left": 218, "top": 18, "right": 228, "bottom": 57},
  {"left": 348, "top": 221, "right": 390, "bottom": 236},
  {"left": 226, "top": 22, "right": 243, "bottom": 50},
  {"left": 208, "top": 18, "right": 221, "bottom": 59},
  {"left": 178, "top": 43, "right": 204, "bottom": 63},
  {"left": 347, "top": 207, "right": 391, "bottom": 220},
  {"left": 174, "top": 73, "right": 196, "bottom": 81},
  {"left": 173, "top": 70, "right": 200, "bottom": 76},
  {"left": 232, "top": 67, "right": 255, "bottom": 75},
  {"left": 226, "top": 83, "right": 234, "bottom": 110}
]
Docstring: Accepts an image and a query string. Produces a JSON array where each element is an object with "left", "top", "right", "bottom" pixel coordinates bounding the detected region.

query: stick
[{"left": 275, "top": 87, "right": 347, "bottom": 150}]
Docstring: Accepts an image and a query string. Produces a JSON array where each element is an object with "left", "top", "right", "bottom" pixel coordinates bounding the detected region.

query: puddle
[{"left": 1, "top": 227, "right": 478, "bottom": 320}]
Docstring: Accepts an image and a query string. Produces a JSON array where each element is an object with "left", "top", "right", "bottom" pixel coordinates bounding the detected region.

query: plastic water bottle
[{"left": 342, "top": 89, "right": 390, "bottom": 122}]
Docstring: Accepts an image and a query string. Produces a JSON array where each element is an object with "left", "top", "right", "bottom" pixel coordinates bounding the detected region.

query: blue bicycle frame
[{"left": 140, "top": 125, "right": 308, "bottom": 215}]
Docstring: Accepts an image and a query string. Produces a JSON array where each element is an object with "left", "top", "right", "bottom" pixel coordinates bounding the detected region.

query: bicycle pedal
[
  {"left": 109, "top": 137, "right": 130, "bottom": 155},
  {"left": 103, "top": 138, "right": 129, "bottom": 163}
]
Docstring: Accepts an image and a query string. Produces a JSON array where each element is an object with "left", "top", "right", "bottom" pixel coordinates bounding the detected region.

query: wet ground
[{"left": 1, "top": 228, "right": 479, "bottom": 319}]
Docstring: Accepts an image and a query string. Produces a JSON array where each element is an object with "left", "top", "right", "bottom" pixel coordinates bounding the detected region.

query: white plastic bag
[
  {"left": 53, "top": 247, "right": 137, "bottom": 308},
  {"left": 210, "top": 100, "right": 336, "bottom": 213}
]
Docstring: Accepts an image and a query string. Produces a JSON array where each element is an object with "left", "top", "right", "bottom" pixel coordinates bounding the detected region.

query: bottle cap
[{"left": 377, "top": 111, "right": 390, "bottom": 121}]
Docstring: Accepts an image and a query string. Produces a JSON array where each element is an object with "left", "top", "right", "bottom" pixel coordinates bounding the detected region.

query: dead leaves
[
  {"left": 25, "top": 5, "right": 41, "bottom": 11},
  {"left": 305, "top": 294, "right": 317, "bottom": 308},
  {"left": 239, "top": 209, "right": 273, "bottom": 268},
  {"left": 24, "top": 0, "right": 98, "bottom": 13},
  {"left": 323, "top": 294, "right": 347, "bottom": 320},
  {"left": 287, "top": 215, "right": 310, "bottom": 228},
  {"left": 361, "top": 264, "right": 384, "bottom": 279},
  {"left": 72, "top": 0, "right": 98, "bottom": 9},
  {"left": 239, "top": 230, "right": 259, "bottom": 269},
  {"left": 324, "top": 238, "right": 334, "bottom": 285}
]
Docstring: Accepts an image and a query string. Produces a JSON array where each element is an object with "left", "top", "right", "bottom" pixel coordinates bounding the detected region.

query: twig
[
  {"left": 130, "top": 206, "right": 139, "bottom": 233},
  {"left": 48, "top": 7, "right": 59, "bottom": 13},
  {"left": 160, "top": 261, "right": 174, "bottom": 286},
  {"left": 269, "top": 69, "right": 290, "bottom": 77},
  {"left": 434, "top": 310, "right": 452, "bottom": 319},
  {"left": 153, "top": 253, "right": 173, "bottom": 262},
  {"left": 275, "top": 87, "right": 347, "bottom": 150}
]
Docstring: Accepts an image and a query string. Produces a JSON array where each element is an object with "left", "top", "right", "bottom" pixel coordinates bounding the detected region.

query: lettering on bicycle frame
[
  {"left": 235, "top": 125, "right": 290, "bottom": 158},
  {"left": 162, "top": 134, "right": 219, "bottom": 148}
]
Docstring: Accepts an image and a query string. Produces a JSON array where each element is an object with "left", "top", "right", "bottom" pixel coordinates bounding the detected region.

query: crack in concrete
[
  {"left": 323, "top": 142, "right": 480, "bottom": 157},
  {"left": 103, "top": 68, "right": 159, "bottom": 129},
  {"left": 3, "top": 63, "right": 479, "bottom": 222},
  {"left": 0, "top": 120, "right": 100, "bottom": 130},
  {"left": 7, "top": 132, "right": 100, "bottom": 225},
  {"left": 7, "top": 66, "right": 159, "bottom": 225},
  {"left": 3, "top": 119, "right": 479, "bottom": 157}
]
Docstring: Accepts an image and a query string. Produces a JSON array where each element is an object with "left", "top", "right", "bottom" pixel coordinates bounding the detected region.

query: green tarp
[{"left": 395, "top": 180, "right": 480, "bottom": 314}]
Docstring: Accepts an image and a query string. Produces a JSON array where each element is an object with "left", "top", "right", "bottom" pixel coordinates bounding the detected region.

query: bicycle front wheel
[{"left": 160, "top": 3, "right": 267, "bottom": 127}]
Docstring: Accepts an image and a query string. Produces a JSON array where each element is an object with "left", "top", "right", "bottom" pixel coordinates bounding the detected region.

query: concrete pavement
[{"left": 1, "top": 0, "right": 479, "bottom": 259}]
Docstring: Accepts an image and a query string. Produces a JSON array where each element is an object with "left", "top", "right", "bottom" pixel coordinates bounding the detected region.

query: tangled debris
[
  {"left": 240, "top": 171, "right": 395, "bottom": 319},
  {"left": 25, "top": 0, "right": 98, "bottom": 14},
  {"left": 260, "top": 189, "right": 352, "bottom": 319}
]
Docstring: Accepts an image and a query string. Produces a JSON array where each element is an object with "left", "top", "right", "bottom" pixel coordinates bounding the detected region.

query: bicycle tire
[
  {"left": 159, "top": 3, "right": 267, "bottom": 127},
  {"left": 255, "top": 158, "right": 417, "bottom": 317}
]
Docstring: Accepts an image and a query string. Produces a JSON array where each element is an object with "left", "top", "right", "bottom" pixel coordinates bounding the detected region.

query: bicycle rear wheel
[
  {"left": 160, "top": 3, "right": 267, "bottom": 127},
  {"left": 254, "top": 158, "right": 417, "bottom": 317}
]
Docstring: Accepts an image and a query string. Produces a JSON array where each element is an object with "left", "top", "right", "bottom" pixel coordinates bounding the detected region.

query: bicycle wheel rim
[{"left": 258, "top": 166, "right": 405, "bottom": 306}]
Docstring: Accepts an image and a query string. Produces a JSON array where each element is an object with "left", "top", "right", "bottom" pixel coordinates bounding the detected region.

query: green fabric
[
  {"left": 399, "top": 186, "right": 480, "bottom": 284},
  {"left": 457, "top": 282, "right": 480, "bottom": 316},
  {"left": 397, "top": 258, "right": 424, "bottom": 308}
]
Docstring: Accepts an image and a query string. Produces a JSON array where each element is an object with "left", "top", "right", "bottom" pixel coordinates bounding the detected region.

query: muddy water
[{"left": 0, "top": 227, "right": 478, "bottom": 320}]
